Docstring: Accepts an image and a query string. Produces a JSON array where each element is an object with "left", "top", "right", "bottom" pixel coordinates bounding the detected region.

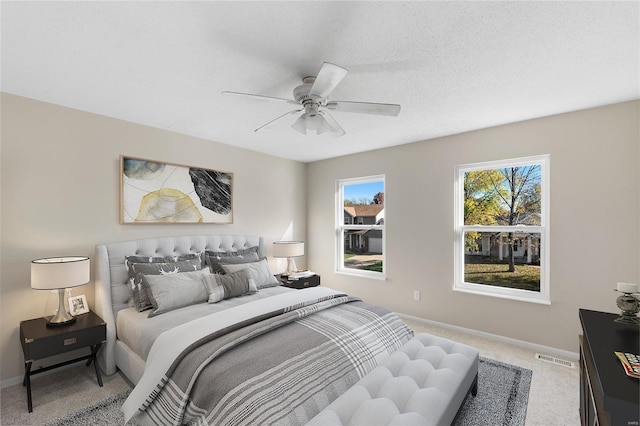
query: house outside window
[
  {"left": 336, "top": 175, "right": 385, "bottom": 279},
  {"left": 454, "top": 155, "right": 550, "bottom": 304}
]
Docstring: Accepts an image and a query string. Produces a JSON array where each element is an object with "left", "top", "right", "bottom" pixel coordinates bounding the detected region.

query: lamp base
[
  {"left": 44, "top": 315, "right": 76, "bottom": 327},
  {"left": 283, "top": 257, "right": 298, "bottom": 277},
  {"left": 44, "top": 288, "right": 76, "bottom": 327}
]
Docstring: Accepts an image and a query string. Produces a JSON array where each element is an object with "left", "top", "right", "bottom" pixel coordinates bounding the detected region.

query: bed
[{"left": 93, "top": 234, "right": 417, "bottom": 425}]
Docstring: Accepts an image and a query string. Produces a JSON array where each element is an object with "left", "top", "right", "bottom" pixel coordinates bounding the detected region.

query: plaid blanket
[{"left": 126, "top": 290, "right": 413, "bottom": 425}]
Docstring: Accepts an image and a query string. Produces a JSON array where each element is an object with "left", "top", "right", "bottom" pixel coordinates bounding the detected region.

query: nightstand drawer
[
  {"left": 20, "top": 312, "right": 106, "bottom": 361},
  {"left": 22, "top": 326, "right": 105, "bottom": 361}
]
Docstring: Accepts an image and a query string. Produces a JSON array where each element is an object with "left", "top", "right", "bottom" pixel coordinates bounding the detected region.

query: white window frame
[
  {"left": 336, "top": 175, "right": 386, "bottom": 279},
  {"left": 454, "top": 155, "right": 550, "bottom": 304}
]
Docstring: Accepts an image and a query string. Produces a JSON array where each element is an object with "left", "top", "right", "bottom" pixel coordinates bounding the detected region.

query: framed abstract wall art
[{"left": 120, "top": 156, "right": 233, "bottom": 224}]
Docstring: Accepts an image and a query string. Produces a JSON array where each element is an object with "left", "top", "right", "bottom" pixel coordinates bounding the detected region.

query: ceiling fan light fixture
[
  {"left": 300, "top": 103, "right": 330, "bottom": 135},
  {"left": 291, "top": 115, "right": 307, "bottom": 134},
  {"left": 322, "top": 111, "right": 346, "bottom": 137},
  {"left": 316, "top": 115, "right": 331, "bottom": 135},
  {"left": 305, "top": 114, "right": 318, "bottom": 131}
]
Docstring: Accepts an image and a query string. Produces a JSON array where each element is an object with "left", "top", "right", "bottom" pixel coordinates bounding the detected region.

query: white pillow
[{"left": 221, "top": 259, "right": 279, "bottom": 289}]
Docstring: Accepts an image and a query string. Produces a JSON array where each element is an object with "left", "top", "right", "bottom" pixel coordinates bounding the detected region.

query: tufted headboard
[{"left": 94, "top": 234, "right": 264, "bottom": 375}]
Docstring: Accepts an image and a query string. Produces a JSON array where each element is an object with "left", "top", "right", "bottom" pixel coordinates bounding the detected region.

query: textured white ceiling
[{"left": 2, "top": 1, "right": 638, "bottom": 162}]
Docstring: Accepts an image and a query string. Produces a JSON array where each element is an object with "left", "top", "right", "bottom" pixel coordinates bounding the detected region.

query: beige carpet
[{"left": 1, "top": 364, "right": 131, "bottom": 426}]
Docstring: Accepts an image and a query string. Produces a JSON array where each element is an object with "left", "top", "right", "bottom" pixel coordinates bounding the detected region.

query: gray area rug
[
  {"left": 454, "top": 357, "right": 532, "bottom": 426},
  {"left": 45, "top": 390, "right": 133, "bottom": 426},
  {"left": 45, "top": 357, "right": 531, "bottom": 425}
]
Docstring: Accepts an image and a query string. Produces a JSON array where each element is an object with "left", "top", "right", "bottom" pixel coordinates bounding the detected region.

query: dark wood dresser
[{"left": 579, "top": 309, "right": 639, "bottom": 426}]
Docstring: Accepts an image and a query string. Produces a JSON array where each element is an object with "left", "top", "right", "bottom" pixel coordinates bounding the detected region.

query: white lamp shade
[
  {"left": 31, "top": 256, "right": 90, "bottom": 290},
  {"left": 272, "top": 241, "right": 304, "bottom": 258}
]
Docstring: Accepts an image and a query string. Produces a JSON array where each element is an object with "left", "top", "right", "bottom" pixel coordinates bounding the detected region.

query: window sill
[
  {"left": 336, "top": 269, "right": 386, "bottom": 280},
  {"left": 453, "top": 285, "right": 550, "bottom": 305}
]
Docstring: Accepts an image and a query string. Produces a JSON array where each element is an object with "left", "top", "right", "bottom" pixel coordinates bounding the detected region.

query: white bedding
[{"left": 116, "top": 285, "right": 294, "bottom": 361}]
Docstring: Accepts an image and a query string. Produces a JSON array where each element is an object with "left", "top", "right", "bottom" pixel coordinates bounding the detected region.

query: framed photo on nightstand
[{"left": 68, "top": 295, "right": 89, "bottom": 315}]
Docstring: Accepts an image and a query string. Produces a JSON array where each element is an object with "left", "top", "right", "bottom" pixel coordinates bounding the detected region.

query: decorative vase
[{"left": 615, "top": 291, "right": 640, "bottom": 325}]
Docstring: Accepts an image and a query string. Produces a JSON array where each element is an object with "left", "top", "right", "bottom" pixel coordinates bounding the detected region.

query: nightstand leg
[
  {"left": 89, "top": 344, "right": 103, "bottom": 387},
  {"left": 23, "top": 361, "right": 33, "bottom": 413}
]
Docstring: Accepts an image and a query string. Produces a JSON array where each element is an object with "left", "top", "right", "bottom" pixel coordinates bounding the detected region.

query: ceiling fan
[{"left": 222, "top": 62, "right": 401, "bottom": 137}]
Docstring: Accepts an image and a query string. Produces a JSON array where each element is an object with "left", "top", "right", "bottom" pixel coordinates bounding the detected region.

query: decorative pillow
[
  {"left": 125, "top": 253, "right": 203, "bottom": 310},
  {"left": 206, "top": 252, "right": 260, "bottom": 274},
  {"left": 204, "top": 246, "right": 260, "bottom": 273},
  {"left": 220, "top": 259, "right": 279, "bottom": 289},
  {"left": 125, "top": 251, "right": 203, "bottom": 266},
  {"left": 141, "top": 269, "right": 209, "bottom": 317},
  {"left": 203, "top": 269, "right": 257, "bottom": 302},
  {"left": 204, "top": 276, "right": 225, "bottom": 303},
  {"left": 128, "top": 258, "right": 202, "bottom": 311}
]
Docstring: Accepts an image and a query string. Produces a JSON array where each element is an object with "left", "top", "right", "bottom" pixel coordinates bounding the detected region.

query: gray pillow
[
  {"left": 142, "top": 269, "right": 209, "bottom": 317},
  {"left": 128, "top": 258, "right": 202, "bottom": 311},
  {"left": 203, "top": 270, "right": 257, "bottom": 302},
  {"left": 204, "top": 246, "right": 259, "bottom": 273},
  {"left": 125, "top": 252, "right": 202, "bottom": 266},
  {"left": 206, "top": 252, "right": 260, "bottom": 274},
  {"left": 125, "top": 253, "right": 203, "bottom": 310},
  {"left": 221, "top": 259, "right": 279, "bottom": 289}
]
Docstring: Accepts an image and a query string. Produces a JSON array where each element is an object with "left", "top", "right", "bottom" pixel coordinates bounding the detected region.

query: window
[
  {"left": 336, "top": 175, "right": 385, "bottom": 278},
  {"left": 454, "top": 155, "right": 549, "bottom": 304}
]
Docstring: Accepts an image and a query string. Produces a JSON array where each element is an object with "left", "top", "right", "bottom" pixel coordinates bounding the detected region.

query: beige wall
[
  {"left": 0, "top": 93, "right": 307, "bottom": 383},
  {"left": 307, "top": 100, "right": 640, "bottom": 354},
  {"left": 2, "top": 95, "right": 638, "bottom": 384}
]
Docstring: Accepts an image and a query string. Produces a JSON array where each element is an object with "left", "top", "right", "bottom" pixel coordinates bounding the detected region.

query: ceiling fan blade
[
  {"left": 222, "top": 91, "right": 298, "bottom": 105},
  {"left": 309, "top": 62, "right": 348, "bottom": 99},
  {"left": 320, "top": 111, "right": 346, "bottom": 137},
  {"left": 255, "top": 109, "right": 302, "bottom": 132},
  {"left": 326, "top": 101, "right": 401, "bottom": 116}
]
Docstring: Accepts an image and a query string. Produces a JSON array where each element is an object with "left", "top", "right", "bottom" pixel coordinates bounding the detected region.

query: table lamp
[
  {"left": 272, "top": 241, "right": 304, "bottom": 276},
  {"left": 31, "top": 256, "right": 90, "bottom": 326}
]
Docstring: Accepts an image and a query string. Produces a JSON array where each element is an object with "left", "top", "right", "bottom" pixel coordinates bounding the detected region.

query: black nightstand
[
  {"left": 19, "top": 311, "right": 106, "bottom": 412},
  {"left": 278, "top": 274, "right": 321, "bottom": 289}
]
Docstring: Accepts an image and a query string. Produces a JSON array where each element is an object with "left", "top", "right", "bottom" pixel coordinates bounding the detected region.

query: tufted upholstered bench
[{"left": 306, "top": 333, "right": 479, "bottom": 426}]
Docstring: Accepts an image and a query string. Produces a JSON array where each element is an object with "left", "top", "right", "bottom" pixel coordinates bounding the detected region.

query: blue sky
[{"left": 344, "top": 181, "right": 384, "bottom": 203}]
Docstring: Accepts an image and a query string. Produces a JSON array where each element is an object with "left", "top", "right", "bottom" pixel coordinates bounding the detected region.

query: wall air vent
[{"left": 535, "top": 353, "right": 575, "bottom": 368}]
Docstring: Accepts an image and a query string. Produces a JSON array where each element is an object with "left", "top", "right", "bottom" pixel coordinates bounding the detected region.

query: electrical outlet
[{"left": 413, "top": 290, "right": 420, "bottom": 300}]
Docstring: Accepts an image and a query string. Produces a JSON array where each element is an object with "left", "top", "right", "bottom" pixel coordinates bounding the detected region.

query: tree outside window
[{"left": 455, "top": 156, "right": 549, "bottom": 304}]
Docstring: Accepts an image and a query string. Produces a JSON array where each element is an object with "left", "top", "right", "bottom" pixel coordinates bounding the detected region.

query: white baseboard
[
  {"left": 1, "top": 375, "right": 24, "bottom": 389},
  {"left": 398, "top": 312, "right": 580, "bottom": 361},
  {"left": 1, "top": 361, "right": 79, "bottom": 390}
]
